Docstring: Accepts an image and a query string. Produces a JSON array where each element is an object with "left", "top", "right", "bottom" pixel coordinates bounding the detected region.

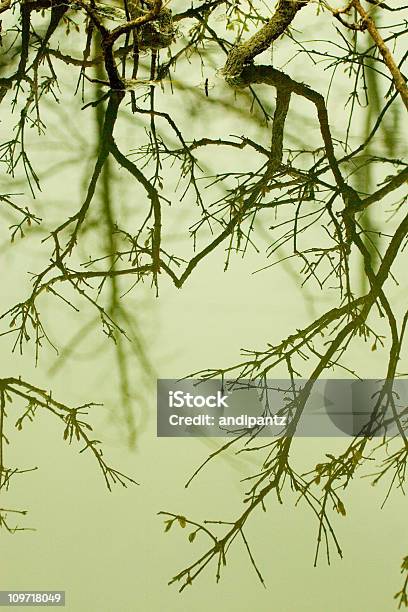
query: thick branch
[
  {"left": 223, "top": 0, "right": 308, "bottom": 78},
  {"left": 0, "top": 0, "right": 10, "bottom": 14}
]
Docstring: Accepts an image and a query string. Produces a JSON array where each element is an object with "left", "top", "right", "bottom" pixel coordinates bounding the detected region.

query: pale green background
[{"left": 0, "top": 3, "right": 407, "bottom": 611}]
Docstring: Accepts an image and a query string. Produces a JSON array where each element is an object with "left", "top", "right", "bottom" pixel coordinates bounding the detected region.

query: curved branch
[
  {"left": 222, "top": 0, "right": 308, "bottom": 78},
  {"left": 352, "top": 0, "right": 408, "bottom": 111}
]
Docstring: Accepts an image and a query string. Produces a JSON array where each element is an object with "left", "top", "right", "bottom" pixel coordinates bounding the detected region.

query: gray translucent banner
[{"left": 157, "top": 379, "right": 408, "bottom": 437}]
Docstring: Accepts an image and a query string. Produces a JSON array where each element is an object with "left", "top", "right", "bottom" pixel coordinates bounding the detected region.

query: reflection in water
[{"left": 0, "top": 0, "right": 407, "bottom": 607}]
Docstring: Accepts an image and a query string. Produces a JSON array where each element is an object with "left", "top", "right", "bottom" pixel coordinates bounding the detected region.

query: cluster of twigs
[{"left": 0, "top": 376, "right": 137, "bottom": 531}]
